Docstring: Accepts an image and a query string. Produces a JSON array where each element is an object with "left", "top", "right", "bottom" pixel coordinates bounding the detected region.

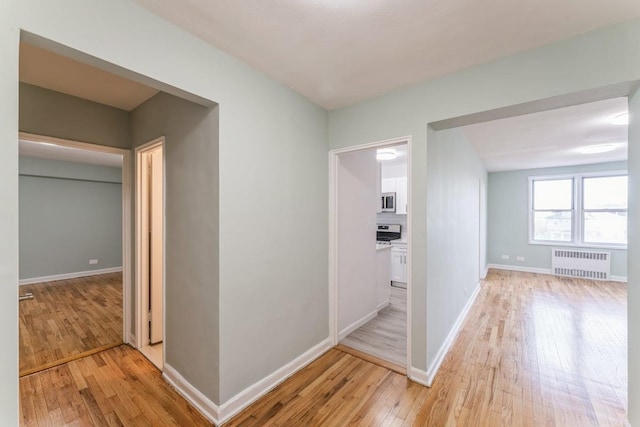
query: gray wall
[
  {"left": 488, "top": 161, "right": 628, "bottom": 278},
  {"left": 131, "top": 92, "right": 221, "bottom": 404},
  {"left": 19, "top": 156, "right": 122, "bottom": 280},
  {"left": 19, "top": 83, "right": 130, "bottom": 149},
  {"left": 426, "top": 128, "right": 487, "bottom": 370}
]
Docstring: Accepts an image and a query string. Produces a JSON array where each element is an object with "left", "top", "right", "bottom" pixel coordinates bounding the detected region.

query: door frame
[
  {"left": 328, "top": 135, "right": 413, "bottom": 371},
  {"left": 18, "top": 132, "right": 133, "bottom": 343},
  {"left": 134, "top": 137, "right": 166, "bottom": 354}
]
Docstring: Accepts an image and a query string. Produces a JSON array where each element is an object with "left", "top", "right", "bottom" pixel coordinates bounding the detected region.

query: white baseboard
[
  {"left": 19, "top": 266, "right": 123, "bottom": 285},
  {"left": 611, "top": 275, "right": 628, "bottom": 283},
  {"left": 488, "top": 264, "right": 628, "bottom": 283},
  {"left": 376, "top": 300, "right": 390, "bottom": 312},
  {"left": 486, "top": 263, "right": 550, "bottom": 275},
  {"left": 425, "top": 282, "right": 481, "bottom": 386},
  {"left": 162, "top": 338, "right": 332, "bottom": 426},
  {"left": 339, "top": 309, "right": 378, "bottom": 340},
  {"left": 217, "top": 338, "right": 332, "bottom": 424},
  {"left": 408, "top": 366, "right": 429, "bottom": 387},
  {"left": 481, "top": 265, "right": 489, "bottom": 279},
  {"left": 163, "top": 364, "right": 219, "bottom": 424}
]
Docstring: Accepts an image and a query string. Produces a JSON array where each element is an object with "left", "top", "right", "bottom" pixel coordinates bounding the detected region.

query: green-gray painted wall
[
  {"left": 20, "top": 83, "right": 130, "bottom": 149},
  {"left": 488, "top": 161, "right": 628, "bottom": 278},
  {"left": 131, "top": 92, "right": 221, "bottom": 403},
  {"left": 426, "top": 128, "right": 487, "bottom": 370},
  {"left": 19, "top": 156, "right": 122, "bottom": 280}
]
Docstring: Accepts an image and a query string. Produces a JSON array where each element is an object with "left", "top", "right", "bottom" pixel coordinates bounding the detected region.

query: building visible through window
[{"left": 530, "top": 173, "right": 627, "bottom": 247}]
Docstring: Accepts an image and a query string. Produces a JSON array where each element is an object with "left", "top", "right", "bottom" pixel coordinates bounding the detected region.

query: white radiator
[{"left": 551, "top": 249, "right": 611, "bottom": 280}]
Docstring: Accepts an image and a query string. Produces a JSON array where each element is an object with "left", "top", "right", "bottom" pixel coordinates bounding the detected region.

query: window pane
[
  {"left": 533, "top": 179, "right": 572, "bottom": 210},
  {"left": 583, "top": 176, "right": 627, "bottom": 209},
  {"left": 584, "top": 211, "right": 627, "bottom": 245},
  {"left": 533, "top": 211, "right": 572, "bottom": 241}
]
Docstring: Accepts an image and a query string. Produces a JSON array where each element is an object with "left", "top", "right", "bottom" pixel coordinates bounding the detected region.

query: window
[{"left": 529, "top": 172, "right": 627, "bottom": 247}]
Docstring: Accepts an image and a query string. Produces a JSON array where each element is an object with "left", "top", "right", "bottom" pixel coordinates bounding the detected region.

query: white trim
[
  {"left": 19, "top": 132, "right": 133, "bottom": 345},
  {"left": 488, "top": 263, "right": 628, "bottom": 282},
  {"left": 528, "top": 170, "right": 628, "bottom": 249},
  {"left": 339, "top": 310, "right": 378, "bottom": 341},
  {"left": 122, "top": 150, "right": 133, "bottom": 344},
  {"left": 376, "top": 300, "right": 390, "bottom": 312},
  {"left": 328, "top": 135, "right": 413, "bottom": 374},
  {"left": 481, "top": 265, "right": 489, "bottom": 279},
  {"left": 486, "top": 263, "right": 551, "bottom": 275},
  {"left": 217, "top": 338, "right": 332, "bottom": 424},
  {"left": 425, "top": 282, "right": 481, "bottom": 386},
  {"left": 163, "top": 363, "right": 220, "bottom": 425},
  {"left": 159, "top": 341, "right": 337, "bottom": 425},
  {"left": 19, "top": 267, "right": 123, "bottom": 285},
  {"left": 135, "top": 137, "right": 166, "bottom": 351},
  {"left": 328, "top": 150, "right": 339, "bottom": 345},
  {"left": 408, "top": 366, "right": 430, "bottom": 387}
]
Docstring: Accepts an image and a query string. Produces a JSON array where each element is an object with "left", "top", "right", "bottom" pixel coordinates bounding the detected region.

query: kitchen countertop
[{"left": 376, "top": 244, "right": 392, "bottom": 251}]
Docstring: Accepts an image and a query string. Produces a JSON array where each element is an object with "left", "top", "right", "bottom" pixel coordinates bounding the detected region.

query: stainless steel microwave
[{"left": 381, "top": 192, "right": 396, "bottom": 212}]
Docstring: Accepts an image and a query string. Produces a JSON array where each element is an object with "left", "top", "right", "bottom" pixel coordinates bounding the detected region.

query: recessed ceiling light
[
  {"left": 610, "top": 112, "right": 628, "bottom": 125},
  {"left": 376, "top": 148, "right": 397, "bottom": 161},
  {"left": 578, "top": 144, "right": 617, "bottom": 154}
]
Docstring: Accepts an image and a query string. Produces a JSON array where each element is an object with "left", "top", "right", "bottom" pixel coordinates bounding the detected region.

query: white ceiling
[
  {"left": 134, "top": 0, "right": 640, "bottom": 109},
  {"left": 378, "top": 144, "right": 407, "bottom": 167},
  {"left": 20, "top": 43, "right": 158, "bottom": 111},
  {"left": 462, "top": 98, "right": 628, "bottom": 172},
  {"left": 19, "top": 140, "right": 123, "bottom": 168}
]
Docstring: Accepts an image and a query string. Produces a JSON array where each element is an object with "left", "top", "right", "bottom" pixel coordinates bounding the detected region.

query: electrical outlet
[
  {"left": 501, "top": 255, "right": 509, "bottom": 260},
  {"left": 517, "top": 256, "right": 525, "bottom": 262},
  {"left": 89, "top": 259, "right": 98, "bottom": 265}
]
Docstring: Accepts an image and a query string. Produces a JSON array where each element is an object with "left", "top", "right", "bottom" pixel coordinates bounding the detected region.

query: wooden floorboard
[
  {"left": 20, "top": 269, "right": 627, "bottom": 426},
  {"left": 226, "top": 269, "right": 627, "bottom": 426},
  {"left": 19, "top": 345, "right": 212, "bottom": 426},
  {"left": 19, "top": 273, "right": 123, "bottom": 376},
  {"left": 340, "top": 285, "right": 407, "bottom": 367}
]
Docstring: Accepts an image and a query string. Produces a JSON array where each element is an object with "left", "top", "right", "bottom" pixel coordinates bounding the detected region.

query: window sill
[{"left": 528, "top": 240, "right": 627, "bottom": 251}]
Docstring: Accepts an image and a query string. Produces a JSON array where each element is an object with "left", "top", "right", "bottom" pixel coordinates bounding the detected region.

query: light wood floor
[
  {"left": 340, "top": 285, "right": 406, "bottom": 367},
  {"left": 21, "top": 269, "right": 627, "bottom": 426},
  {"left": 19, "top": 273, "right": 123, "bottom": 376},
  {"left": 19, "top": 345, "right": 211, "bottom": 426},
  {"left": 227, "top": 269, "right": 627, "bottom": 426}
]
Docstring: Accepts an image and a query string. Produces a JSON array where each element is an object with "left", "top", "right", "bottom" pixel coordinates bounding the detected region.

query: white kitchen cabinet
[
  {"left": 390, "top": 246, "right": 407, "bottom": 283},
  {"left": 381, "top": 178, "right": 396, "bottom": 193},
  {"left": 376, "top": 246, "right": 391, "bottom": 309},
  {"left": 376, "top": 163, "right": 382, "bottom": 213},
  {"left": 396, "top": 177, "right": 407, "bottom": 215}
]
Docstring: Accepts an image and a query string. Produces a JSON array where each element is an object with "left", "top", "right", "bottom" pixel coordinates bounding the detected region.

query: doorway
[
  {"left": 136, "top": 138, "right": 165, "bottom": 370},
  {"left": 329, "top": 136, "right": 412, "bottom": 373},
  {"left": 17, "top": 132, "right": 131, "bottom": 376}
]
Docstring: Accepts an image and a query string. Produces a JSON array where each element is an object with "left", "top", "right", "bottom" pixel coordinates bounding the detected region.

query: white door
[{"left": 149, "top": 147, "right": 164, "bottom": 344}]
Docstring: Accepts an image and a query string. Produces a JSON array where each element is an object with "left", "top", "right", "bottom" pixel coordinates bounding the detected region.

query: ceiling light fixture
[
  {"left": 376, "top": 148, "right": 397, "bottom": 161},
  {"left": 610, "top": 112, "right": 629, "bottom": 125},
  {"left": 578, "top": 143, "right": 617, "bottom": 154}
]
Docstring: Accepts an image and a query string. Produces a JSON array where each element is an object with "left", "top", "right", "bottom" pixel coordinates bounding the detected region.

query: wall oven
[{"left": 381, "top": 192, "right": 396, "bottom": 212}]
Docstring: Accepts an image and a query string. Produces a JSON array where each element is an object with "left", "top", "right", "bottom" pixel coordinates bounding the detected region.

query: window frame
[{"left": 528, "top": 170, "right": 628, "bottom": 249}]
